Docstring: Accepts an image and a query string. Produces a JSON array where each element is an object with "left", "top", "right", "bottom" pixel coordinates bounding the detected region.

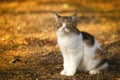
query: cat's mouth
[
  {"left": 61, "top": 29, "right": 68, "bottom": 33},
  {"left": 61, "top": 29, "right": 65, "bottom": 32}
]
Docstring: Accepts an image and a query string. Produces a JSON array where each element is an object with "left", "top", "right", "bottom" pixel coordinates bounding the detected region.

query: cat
[{"left": 54, "top": 13, "right": 109, "bottom": 76}]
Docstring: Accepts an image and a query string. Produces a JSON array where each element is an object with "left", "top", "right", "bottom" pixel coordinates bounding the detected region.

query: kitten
[{"left": 54, "top": 13, "right": 109, "bottom": 76}]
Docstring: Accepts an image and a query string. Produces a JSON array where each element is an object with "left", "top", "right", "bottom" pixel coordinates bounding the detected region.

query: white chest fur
[{"left": 56, "top": 32, "right": 83, "bottom": 49}]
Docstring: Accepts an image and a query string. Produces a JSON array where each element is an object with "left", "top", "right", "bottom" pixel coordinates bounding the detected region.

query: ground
[{"left": 0, "top": 0, "right": 120, "bottom": 80}]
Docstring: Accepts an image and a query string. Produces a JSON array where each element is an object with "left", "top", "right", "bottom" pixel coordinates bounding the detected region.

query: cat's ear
[
  {"left": 72, "top": 13, "right": 77, "bottom": 22},
  {"left": 54, "top": 13, "right": 60, "bottom": 21}
]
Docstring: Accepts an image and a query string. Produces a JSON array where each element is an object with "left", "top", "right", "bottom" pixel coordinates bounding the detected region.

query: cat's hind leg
[
  {"left": 88, "top": 48, "right": 109, "bottom": 75},
  {"left": 89, "top": 59, "right": 109, "bottom": 74}
]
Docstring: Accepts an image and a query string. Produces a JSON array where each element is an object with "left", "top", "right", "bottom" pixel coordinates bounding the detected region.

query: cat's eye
[
  {"left": 67, "top": 25, "right": 71, "bottom": 27},
  {"left": 56, "top": 23, "right": 62, "bottom": 27},
  {"left": 67, "top": 24, "right": 72, "bottom": 28}
]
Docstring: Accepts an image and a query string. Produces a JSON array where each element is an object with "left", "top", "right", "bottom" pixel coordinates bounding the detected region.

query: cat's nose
[{"left": 62, "top": 27, "right": 65, "bottom": 29}]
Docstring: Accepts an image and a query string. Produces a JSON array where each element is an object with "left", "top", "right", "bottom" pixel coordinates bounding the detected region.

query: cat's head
[{"left": 54, "top": 13, "right": 78, "bottom": 34}]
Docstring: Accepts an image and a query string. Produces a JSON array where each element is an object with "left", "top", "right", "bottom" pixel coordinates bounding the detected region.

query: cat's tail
[
  {"left": 94, "top": 48, "right": 109, "bottom": 70},
  {"left": 95, "top": 58, "right": 109, "bottom": 70}
]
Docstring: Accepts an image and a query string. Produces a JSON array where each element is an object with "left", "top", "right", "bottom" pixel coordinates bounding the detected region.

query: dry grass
[{"left": 0, "top": 0, "right": 120, "bottom": 80}]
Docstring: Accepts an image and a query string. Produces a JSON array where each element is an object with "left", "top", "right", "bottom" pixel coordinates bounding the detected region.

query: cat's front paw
[
  {"left": 89, "top": 70, "right": 99, "bottom": 75},
  {"left": 66, "top": 71, "right": 75, "bottom": 76},
  {"left": 60, "top": 70, "right": 66, "bottom": 75}
]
